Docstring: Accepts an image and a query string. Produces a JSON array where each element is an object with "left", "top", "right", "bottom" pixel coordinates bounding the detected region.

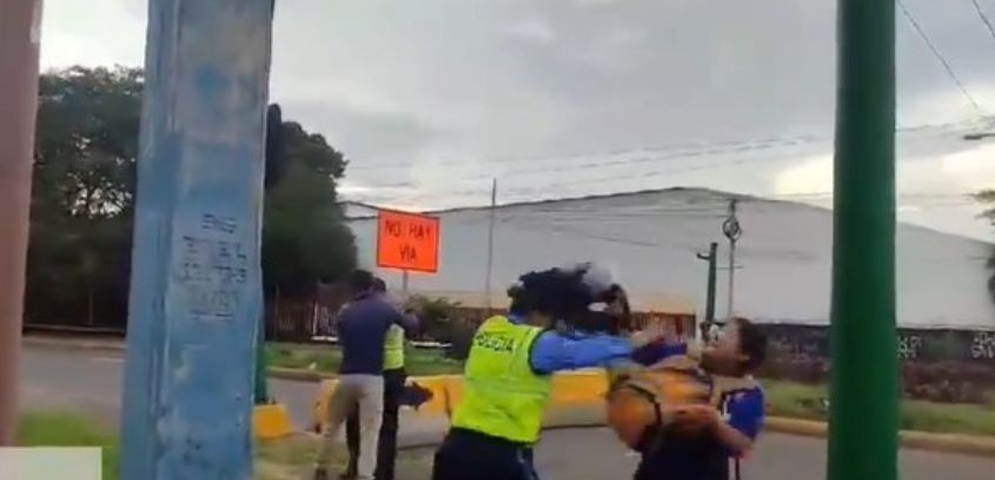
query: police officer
[
  {"left": 343, "top": 278, "right": 415, "bottom": 480},
  {"left": 430, "top": 264, "right": 665, "bottom": 480}
]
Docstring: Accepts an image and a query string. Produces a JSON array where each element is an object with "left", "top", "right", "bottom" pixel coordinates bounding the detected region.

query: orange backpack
[
  {"left": 606, "top": 355, "right": 764, "bottom": 451},
  {"left": 605, "top": 360, "right": 716, "bottom": 450}
]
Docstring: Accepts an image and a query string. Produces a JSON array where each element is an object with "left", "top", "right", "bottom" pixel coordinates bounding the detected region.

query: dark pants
[
  {"left": 634, "top": 430, "right": 730, "bottom": 480},
  {"left": 431, "top": 428, "right": 539, "bottom": 480},
  {"left": 345, "top": 368, "right": 406, "bottom": 480}
]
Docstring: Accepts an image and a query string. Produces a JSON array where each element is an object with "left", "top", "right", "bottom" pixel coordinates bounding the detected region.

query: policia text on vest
[
  {"left": 454, "top": 317, "right": 552, "bottom": 444},
  {"left": 431, "top": 307, "right": 664, "bottom": 480},
  {"left": 433, "top": 316, "right": 551, "bottom": 480}
]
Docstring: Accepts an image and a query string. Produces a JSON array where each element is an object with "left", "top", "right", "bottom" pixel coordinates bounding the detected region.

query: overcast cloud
[{"left": 39, "top": 0, "right": 995, "bottom": 240}]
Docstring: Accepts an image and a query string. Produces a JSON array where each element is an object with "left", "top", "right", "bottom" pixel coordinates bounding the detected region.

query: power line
[
  {"left": 364, "top": 188, "right": 980, "bottom": 213},
  {"left": 347, "top": 143, "right": 988, "bottom": 204},
  {"left": 347, "top": 133, "right": 826, "bottom": 172},
  {"left": 352, "top": 147, "right": 805, "bottom": 191},
  {"left": 346, "top": 118, "right": 980, "bottom": 174},
  {"left": 899, "top": 0, "right": 985, "bottom": 116},
  {"left": 341, "top": 7, "right": 995, "bottom": 179},
  {"left": 345, "top": 120, "right": 988, "bottom": 194},
  {"left": 969, "top": 0, "right": 995, "bottom": 45}
]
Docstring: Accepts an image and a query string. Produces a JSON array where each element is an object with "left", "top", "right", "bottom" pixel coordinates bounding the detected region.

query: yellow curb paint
[
  {"left": 764, "top": 417, "right": 827, "bottom": 438},
  {"left": 253, "top": 403, "right": 294, "bottom": 441}
]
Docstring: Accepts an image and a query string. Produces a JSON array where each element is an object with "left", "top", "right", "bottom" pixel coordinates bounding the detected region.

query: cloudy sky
[{"left": 40, "top": 0, "right": 995, "bottom": 240}]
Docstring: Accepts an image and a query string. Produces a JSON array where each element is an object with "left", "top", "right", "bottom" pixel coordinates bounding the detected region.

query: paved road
[
  {"left": 19, "top": 346, "right": 448, "bottom": 441},
  {"left": 20, "top": 347, "right": 995, "bottom": 479},
  {"left": 535, "top": 428, "right": 994, "bottom": 480},
  {"left": 20, "top": 346, "right": 319, "bottom": 427}
]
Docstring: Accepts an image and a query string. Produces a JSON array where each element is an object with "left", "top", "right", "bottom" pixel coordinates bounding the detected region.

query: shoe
[{"left": 313, "top": 468, "right": 329, "bottom": 480}]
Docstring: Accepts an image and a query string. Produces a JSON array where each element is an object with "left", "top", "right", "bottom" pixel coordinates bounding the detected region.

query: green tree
[
  {"left": 27, "top": 66, "right": 141, "bottom": 327},
  {"left": 26, "top": 65, "right": 356, "bottom": 329},
  {"left": 261, "top": 121, "right": 357, "bottom": 298},
  {"left": 974, "top": 189, "right": 995, "bottom": 303}
]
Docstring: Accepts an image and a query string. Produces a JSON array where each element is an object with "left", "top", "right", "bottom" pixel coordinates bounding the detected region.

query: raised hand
[{"left": 630, "top": 321, "right": 666, "bottom": 349}]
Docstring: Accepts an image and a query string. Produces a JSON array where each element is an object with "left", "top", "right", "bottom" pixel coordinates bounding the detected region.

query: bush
[
  {"left": 444, "top": 322, "right": 477, "bottom": 361},
  {"left": 407, "top": 295, "right": 460, "bottom": 341}
]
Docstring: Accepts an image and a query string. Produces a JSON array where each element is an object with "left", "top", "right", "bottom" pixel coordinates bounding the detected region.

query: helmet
[{"left": 507, "top": 263, "right": 629, "bottom": 333}]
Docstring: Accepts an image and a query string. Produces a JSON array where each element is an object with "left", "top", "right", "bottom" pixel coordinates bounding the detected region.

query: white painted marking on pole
[{"left": 29, "top": 0, "right": 44, "bottom": 45}]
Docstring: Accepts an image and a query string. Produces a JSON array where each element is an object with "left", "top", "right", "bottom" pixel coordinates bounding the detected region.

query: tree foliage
[{"left": 26, "top": 66, "right": 356, "bottom": 329}]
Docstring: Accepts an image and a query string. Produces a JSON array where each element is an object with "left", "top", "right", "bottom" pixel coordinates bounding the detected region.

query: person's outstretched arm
[
  {"left": 630, "top": 341, "right": 688, "bottom": 366},
  {"left": 382, "top": 293, "right": 419, "bottom": 333},
  {"left": 529, "top": 326, "right": 663, "bottom": 375}
]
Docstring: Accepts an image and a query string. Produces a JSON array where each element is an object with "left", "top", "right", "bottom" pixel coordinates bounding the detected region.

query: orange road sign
[{"left": 376, "top": 209, "right": 441, "bottom": 273}]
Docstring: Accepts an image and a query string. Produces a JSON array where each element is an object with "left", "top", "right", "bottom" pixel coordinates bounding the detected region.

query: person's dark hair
[
  {"left": 372, "top": 277, "right": 387, "bottom": 293},
  {"left": 605, "top": 284, "right": 630, "bottom": 320},
  {"left": 347, "top": 269, "right": 375, "bottom": 295},
  {"left": 507, "top": 266, "right": 595, "bottom": 319},
  {"left": 733, "top": 317, "right": 767, "bottom": 373}
]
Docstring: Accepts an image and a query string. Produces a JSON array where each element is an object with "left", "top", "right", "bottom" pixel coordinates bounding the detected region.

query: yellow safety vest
[
  {"left": 384, "top": 324, "right": 405, "bottom": 370},
  {"left": 451, "top": 316, "right": 552, "bottom": 443}
]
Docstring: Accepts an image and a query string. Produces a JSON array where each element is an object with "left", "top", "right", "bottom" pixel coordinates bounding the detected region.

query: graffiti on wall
[
  {"left": 758, "top": 323, "right": 995, "bottom": 403},
  {"left": 761, "top": 324, "right": 994, "bottom": 363},
  {"left": 971, "top": 331, "right": 995, "bottom": 360}
]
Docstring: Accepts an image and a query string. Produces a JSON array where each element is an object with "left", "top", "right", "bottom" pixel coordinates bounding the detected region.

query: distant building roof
[
  {"left": 339, "top": 201, "right": 381, "bottom": 220},
  {"left": 347, "top": 187, "right": 995, "bottom": 329}
]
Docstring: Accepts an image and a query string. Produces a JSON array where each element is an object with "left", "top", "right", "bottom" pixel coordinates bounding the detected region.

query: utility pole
[
  {"left": 119, "top": 1, "right": 274, "bottom": 479},
  {"left": 695, "top": 242, "right": 718, "bottom": 336},
  {"left": 721, "top": 198, "right": 742, "bottom": 321},
  {"left": 828, "top": 1, "right": 898, "bottom": 480},
  {"left": 255, "top": 104, "right": 287, "bottom": 406},
  {"left": 0, "top": 0, "right": 42, "bottom": 446},
  {"left": 484, "top": 178, "right": 498, "bottom": 312}
]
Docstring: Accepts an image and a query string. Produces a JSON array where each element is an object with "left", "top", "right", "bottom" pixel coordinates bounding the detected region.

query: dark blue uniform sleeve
[
  {"left": 630, "top": 342, "right": 688, "bottom": 365},
  {"left": 528, "top": 330, "right": 635, "bottom": 375},
  {"left": 724, "top": 387, "right": 766, "bottom": 453}
]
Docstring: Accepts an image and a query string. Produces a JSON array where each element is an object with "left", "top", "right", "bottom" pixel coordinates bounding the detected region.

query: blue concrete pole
[{"left": 120, "top": 1, "right": 273, "bottom": 479}]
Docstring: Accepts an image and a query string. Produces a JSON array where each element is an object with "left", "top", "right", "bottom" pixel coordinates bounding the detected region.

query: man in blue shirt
[
  {"left": 314, "top": 270, "right": 417, "bottom": 480},
  {"left": 629, "top": 317, "right": 768, "bottom": 480},
  {"left": 343, "top": 277, "right": 418, "bottom": 480}
]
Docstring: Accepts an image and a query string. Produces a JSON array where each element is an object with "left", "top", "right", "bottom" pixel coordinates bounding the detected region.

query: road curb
[
  {"left": 765, "top": 417, "right": 995, "bottom": 458},
  {"left": 23, "top": 336, "right": 126, "bottom": 354}
]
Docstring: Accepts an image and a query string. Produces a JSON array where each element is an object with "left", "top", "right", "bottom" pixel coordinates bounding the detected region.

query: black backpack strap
[{"left": 608, "top": 379, "right": 665, "bottom": 453}]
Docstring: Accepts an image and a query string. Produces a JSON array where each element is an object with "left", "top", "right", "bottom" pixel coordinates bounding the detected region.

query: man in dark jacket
[
  {"left": 314, "top": 270, "right": 416, "bottom": 480},
  {"left": 343, "top": 278, "right": 418, "bottom": 480}
]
